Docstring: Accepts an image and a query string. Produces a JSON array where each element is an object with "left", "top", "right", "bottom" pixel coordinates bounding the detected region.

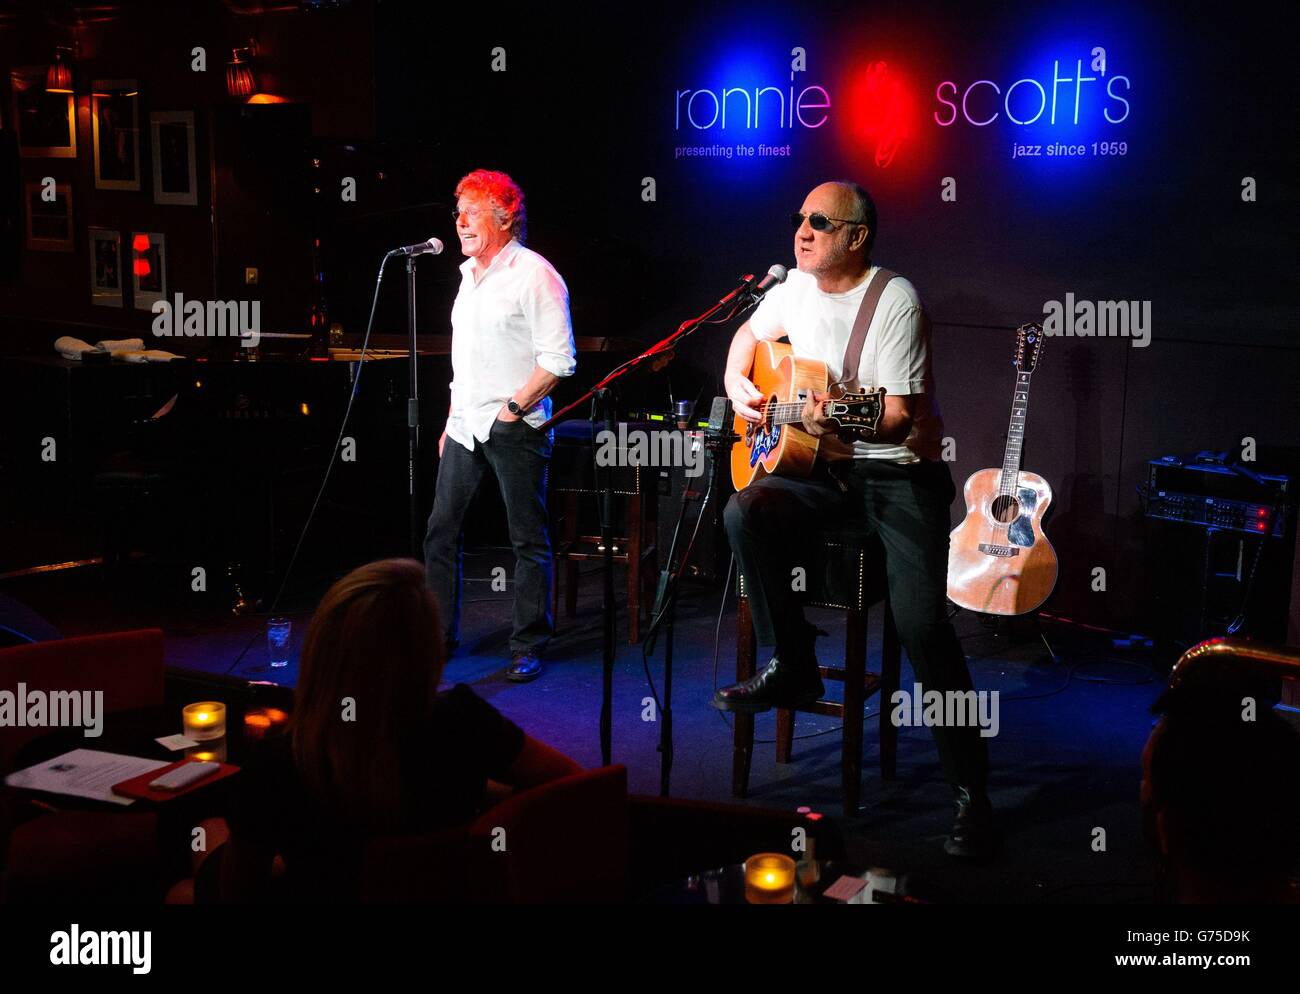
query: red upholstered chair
[
  {"left": 0, "top": 629, "right": 168, "bottom": 903},
  {"left": 0, "top": 628, "right": 166, "bottom": 774},
  {"left": 0, "top": 809, "right": 164, "bottom": 903},
  {"left": 471, "top": 764, "right": 628, "bottom": 903},
  {"left": 358, "top": 765, "right": 630, "bottom": 904}
]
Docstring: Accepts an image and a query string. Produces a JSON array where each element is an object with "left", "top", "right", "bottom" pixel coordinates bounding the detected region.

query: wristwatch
[{"left": 507, "top": 399, "right": 523, "bottom": 416}]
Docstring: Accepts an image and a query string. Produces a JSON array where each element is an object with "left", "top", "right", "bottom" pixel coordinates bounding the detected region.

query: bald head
[
  {"left": 792, "top": 180, "right": 877, "bottom": 290},
  {"left": 809, "top": 181, "right": 862, "bottom": 219}
]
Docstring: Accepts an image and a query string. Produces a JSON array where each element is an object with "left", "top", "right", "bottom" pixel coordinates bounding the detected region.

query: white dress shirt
[{"left": 445, "top": 239, "right": 577, "bottom": 451}]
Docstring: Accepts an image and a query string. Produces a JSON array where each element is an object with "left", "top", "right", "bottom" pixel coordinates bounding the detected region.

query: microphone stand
[
  {"left": 641, "top": 426, "right": 732, "bottom": 796},
  {"left": 543, "top": 276, "right": 760, "bottom": 767},
  {"left": 405, "top": 254, "right": 422, "bottom": 557}
]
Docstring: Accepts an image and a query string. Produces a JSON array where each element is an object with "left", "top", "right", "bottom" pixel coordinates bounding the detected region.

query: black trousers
[
  {"left": 423, "top": 418, "right": 554, "bottom": 654},
  {"left": 723, "top": 457, "right": 988, "bottom": 790}
]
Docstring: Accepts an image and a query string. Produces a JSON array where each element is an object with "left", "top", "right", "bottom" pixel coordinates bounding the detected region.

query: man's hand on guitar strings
[
  {"left": 800, "top": 389, "right": 839, "bottom": 438},
  {"left": 726, "top": 371, "right": 766, "bottom": 423}
]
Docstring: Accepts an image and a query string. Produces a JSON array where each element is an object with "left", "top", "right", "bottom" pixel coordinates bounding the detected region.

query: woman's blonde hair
[{"left": 289, "top": 558, "right": 445, "bottom": 832}]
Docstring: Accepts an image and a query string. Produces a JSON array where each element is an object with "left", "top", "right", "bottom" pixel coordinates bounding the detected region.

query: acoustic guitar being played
[
  {"left": 947, "top": 323, "right": 1058, "bottom": 616},
  {"left": 730, "top": 340, "right": 886, "bottom": 491}
]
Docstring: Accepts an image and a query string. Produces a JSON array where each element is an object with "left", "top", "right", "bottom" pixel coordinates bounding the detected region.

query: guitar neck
[
  {"left": 998, "top": 370, "right": 1032, "bottom": 494},
  {"left": 766, "top": 402, "right": 812, "bottom": 426}
]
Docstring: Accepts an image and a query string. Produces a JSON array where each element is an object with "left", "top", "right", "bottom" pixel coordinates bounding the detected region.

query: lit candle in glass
[
  {"left": 182, "top": 701, "right": 227, "bottom": 741},
  {"left": 744, "top": 853, "right": 796, "bottom": 904},
  {"left": 243, "top": 706, "right": 289, "bottom": 741}
]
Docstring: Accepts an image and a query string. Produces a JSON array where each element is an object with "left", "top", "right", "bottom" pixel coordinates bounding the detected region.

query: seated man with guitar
[{"left": 714, "top": 180, "right": 993, "bottom": 860}]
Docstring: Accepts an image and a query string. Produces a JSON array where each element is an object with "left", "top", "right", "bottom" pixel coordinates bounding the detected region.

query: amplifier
[
  {"left": 1143, "top": 454, "right": 1297, "bottom": 661},
  {"left": 1144, "top": 457, "right": 1290, "bottom": 537}
]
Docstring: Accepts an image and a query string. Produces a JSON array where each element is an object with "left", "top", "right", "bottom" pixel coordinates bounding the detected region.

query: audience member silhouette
[
  {"left": 1142, "top": 680, "right": 1300, "bottom": 903},
  {"left": 200, "top": 558, "right": 580, "bottom": 901}
]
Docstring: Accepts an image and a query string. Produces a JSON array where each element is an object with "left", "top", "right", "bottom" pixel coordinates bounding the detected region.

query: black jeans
[
  {"left": 423, "top": 418, "right": 554, "bottom": 655},
  {"left": 723, "top": 457, "right": 988, "bottom": 790}
]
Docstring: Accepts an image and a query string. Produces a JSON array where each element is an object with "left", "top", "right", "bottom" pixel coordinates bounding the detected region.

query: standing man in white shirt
[
  {"left": 712, "top": 181, "right": 993, "bottom": 860},
  {"left": 424, "top": 169, "right": 576, "bottom": 683}
]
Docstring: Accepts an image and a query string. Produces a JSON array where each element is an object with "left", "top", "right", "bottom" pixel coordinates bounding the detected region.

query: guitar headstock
[
  {"left": 824, "top": 386, "right": 887, "bottom": 439},
  {"left": 1014, "top": 322, "right": 1044, "bottom": 374}
]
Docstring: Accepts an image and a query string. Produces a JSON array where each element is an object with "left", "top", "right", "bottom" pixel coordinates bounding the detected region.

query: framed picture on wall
[
  {"left": 10, "top": 67, "right": 77, "bottom": 158},
  {"left": 92, "top": 80, "right": 141, "bottom": 191},
  {"left": 131, "top": 231, "right": 166, "bottom": 310},
  {"left": 24, "top": 182, "right": 74, "bottom": 251},
  {"left": 89, "top": 227, "right": 123, "bottom": 307},
  {"left": 150, "top": 111, "right": 197, "bottom": 205}
]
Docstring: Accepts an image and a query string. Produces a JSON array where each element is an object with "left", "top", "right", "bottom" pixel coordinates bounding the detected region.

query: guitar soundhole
[{"left": 990, "top": 494, "right": 1020, "bottom": 523}]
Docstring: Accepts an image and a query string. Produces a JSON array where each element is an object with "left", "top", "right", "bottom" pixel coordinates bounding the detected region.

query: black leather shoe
[
  {"left": 506, "top": 650, "right": 542, "bottom": 683},
  {"left": 711, "top": 658, "right": 825, "bottom": 713},
  {"left": 943, "top": 786, "right": 996, "bottom": 862}
]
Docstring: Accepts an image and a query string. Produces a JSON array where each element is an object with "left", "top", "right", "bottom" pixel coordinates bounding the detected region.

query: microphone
[
  {"left": 715, "top": 265, "right": 787, "bottom": 310},
  {"left": 717, "top": 273, "right": 756, "bottom": 306},
  {"left": 387, "top": 237, "right": 444, "bottom": 257},
  {"left": 749, "top": 264, "right": 788, "bottom": 297}
]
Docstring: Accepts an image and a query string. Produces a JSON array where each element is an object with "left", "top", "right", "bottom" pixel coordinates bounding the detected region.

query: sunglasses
[{"left": 790, "top": 211, "right": 864, "bottom": 232}]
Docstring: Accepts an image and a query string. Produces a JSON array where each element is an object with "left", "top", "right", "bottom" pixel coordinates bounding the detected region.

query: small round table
[{"left": 655, "top": 861, "right": 917, "bottom": 905}]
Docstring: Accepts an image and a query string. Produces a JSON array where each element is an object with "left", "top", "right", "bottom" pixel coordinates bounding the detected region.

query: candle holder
[
  {"left": 186, "top": 741, "right": 227, "bottom": 763},
  {"left": 243, "top": 706, "right": 289, "bottom": 741},
  {"left": 743, "top": 853, "right": 796, "bottom": 904},
  {"left": 182, "top": 701, "right": 227, "bottom": 741}
]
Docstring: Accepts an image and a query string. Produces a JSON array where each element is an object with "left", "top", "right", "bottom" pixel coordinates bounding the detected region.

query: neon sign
[
  {"left": 674, "top": 82, "right": 830, "bottom": 130},
  {"left": 934, "top": 55, "right": 1130, "bottom": 127},
  {"left": 672, "top": 47, "right": 834, "bottom": 166},
  {"left": 672, "top": 37, "right": 1137, "bottom": 176},
  {"left": 841, "top": 60, "right": 917, "bottom": 168},
  {"left": 674, "top": 44, "right": 831, "bottom": 134}
]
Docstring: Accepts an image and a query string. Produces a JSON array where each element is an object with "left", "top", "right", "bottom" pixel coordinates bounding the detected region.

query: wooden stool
[
  {"left": 731, "top": 529, "right": 901, "bottom": 816},
  {"left": 549, "top": 422, "right": 659, "bottom": 644}
]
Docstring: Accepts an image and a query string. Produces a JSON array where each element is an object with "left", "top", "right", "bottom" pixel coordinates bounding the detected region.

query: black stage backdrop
[
  {"left": 343, "top": 0, "right": 1298, "bottom": 628},
  {"left": 5, "top": 1, "right": 1288, "bottom": 628}
]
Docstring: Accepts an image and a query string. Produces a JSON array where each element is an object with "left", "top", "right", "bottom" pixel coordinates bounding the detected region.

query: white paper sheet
[
  {"left": 4, "top": 749, "right": 172, "bottom": 806},
  {"left": 155, "top": 734, "right": 200, "bottom": 752}
]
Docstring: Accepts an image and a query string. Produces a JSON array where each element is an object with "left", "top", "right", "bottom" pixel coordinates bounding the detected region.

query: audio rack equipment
[
  {"left": 1145, "top": 456, "right": 1290, "bottom": 537},
  {"left": 1142, "top": 454, "right": 1296, "bottom": 660}
]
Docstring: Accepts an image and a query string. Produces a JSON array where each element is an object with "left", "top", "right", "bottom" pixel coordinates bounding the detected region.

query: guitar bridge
[{"left": 978, "top": 543, "right": 1019, "bottom": 557}]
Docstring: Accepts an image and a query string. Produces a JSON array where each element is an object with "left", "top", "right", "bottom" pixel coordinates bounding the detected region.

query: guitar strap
[{"left": 840, "top": 267, "right": 898, "bottom": 386}]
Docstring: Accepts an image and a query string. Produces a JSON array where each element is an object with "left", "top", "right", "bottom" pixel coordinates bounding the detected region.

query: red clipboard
[{"left": 111, "top": 758, "right": 241, "bottom": 802}]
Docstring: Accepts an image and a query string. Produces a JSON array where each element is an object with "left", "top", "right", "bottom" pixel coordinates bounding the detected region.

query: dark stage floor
[{"left": 9, "top": 549, "right": 1179, "bottom": 904}]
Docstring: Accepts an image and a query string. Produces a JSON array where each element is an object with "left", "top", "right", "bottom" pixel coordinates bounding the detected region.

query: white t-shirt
[{"left": 747, "top": 266, "right": 943, "bottom": 463}]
